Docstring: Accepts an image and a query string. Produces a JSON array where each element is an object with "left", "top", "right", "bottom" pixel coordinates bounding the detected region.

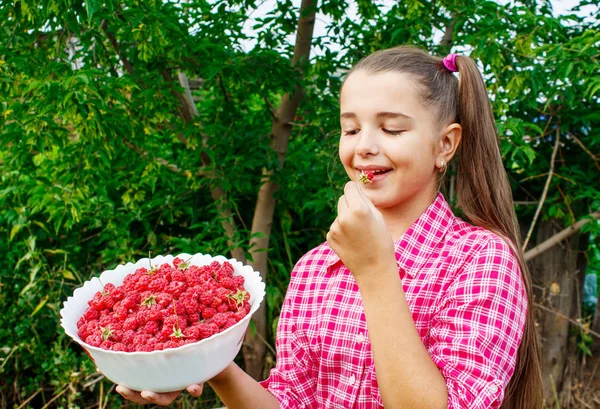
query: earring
[{"left": 439, "top": 160, "right": 447, "bottom": 173}]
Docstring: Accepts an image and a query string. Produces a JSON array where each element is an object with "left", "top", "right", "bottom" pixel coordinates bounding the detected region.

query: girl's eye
[
  {"left": 383, "top": 129, "right": 405, "bottom": 136},
  {"left": 343, "top": 129, "right": 360, "bottom": 136}
]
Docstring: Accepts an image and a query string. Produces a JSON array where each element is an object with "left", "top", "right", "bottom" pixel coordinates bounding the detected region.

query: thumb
[
  {"left": 187, "top": 383, "right": 204, "bottom": 397},
  {"left": 356, "top": 184, "right": 383, "bottom": 220}
]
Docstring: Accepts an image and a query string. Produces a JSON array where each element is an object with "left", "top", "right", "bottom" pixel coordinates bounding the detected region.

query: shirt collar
[{"left": 323, "top": 193, "right": 455, "bottom": 278}]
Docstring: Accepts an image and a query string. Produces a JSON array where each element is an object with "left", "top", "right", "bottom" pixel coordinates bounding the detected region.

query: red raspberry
[
  {"left": 144, "top": 320, "right": 159, "bottom": 335},
  {"left": 164, "top": 340, "right": 183, "bottom": 350},
  {"left": 133, "top": 333, "right": 152, "bottom": 345},
  {"left": 86, "top": 335, "right": 102, "bottom": 347},
  {"left": 154, "top": 342, "right": 165, "bottom": 351},
  {"left": 217, "top": 302, "right": 229, "bottom": 313},
  {"left": 110, "top": 330, "right": 124, "bottom": 342},
  {"left": 77, "top": 316, "right": 86, "bottom": 328},
  {"left": 135, "top": 344, "right": 153, "bottom": 352},
  {"left": 114, "top": 306, "right": 128, "bottom": 321},
  {"left": 173, "top": 257, "right": 183, "bottom": 267},
  {"left": 84, "top": 307, "right": 99, "bottom": 321},
  {"left": 202, "top": 307, "right": 216, "bottom": 320},
  {"left": 147, "top": 305, "right": 164, "bottom": 322},
  {"left": 187, "top": 313, "right": 200, "bottom": 324},
  {"left": 78, "top": 324, "right": 90, "bottom": 340},
  {"left": 136, "top": 309, "right": 152, "bottom": 325},
  {"left": 221, "top": 261, "right": 234, "bottom": 275},
  {"left": 121, "top": 295, "right": 138, "bottom": 310},
  {"left": 113, "top": 343, "right": 128, "bottom": 352},
  {"left": 122, "top": 330, "right": 135, "bottom": 345},
  {"left": 136, "top": 274, "right": 151, "bottom": 291},
  {"left": 223, "top": 318, "right": 237, "bottom": 329},
  {"left": 123, "top": 316, "right": 140, "bottom": 331},
  {"left": 88, "top": 293, "right": 103, "bottom": 310},
  {"left": 156, "top": 292, "right": 173, "bottom": 308},
  {"left": 111, "top": 287, "right": 125, "bottom": 301},
  {"left": 100, "top": 295, "right": 116, "bottom": 310},
  {"left": 233, "top": 276, "right": 245, "bottom": 288},
  {"left": 219, "top": 277, "right": 237, "bottom": 290},
  {"left": 198, "top": 323, "right": 218, "bottom": 339},
  {"left": 101, "top": 340, "right": 114, "bottom": 349},
  {"left": 168, "top": 281, "right": 186, "bottom": 297},
  {"left": 199, "top": 290, "right": 214, "bottom": 306},
  {"left": 234, "top": 310, "right": 247, "bottom": 322},
  {"left": 163, "top": 315, "right": 187, "bottom": 331},
  {"left": 171, "top": 269, "right": 186, "bottom": 282},
  {"left": 149, "top": 277, "right": 169, "bottom": 292},
  {"left": 104, "top": 283, "right": 117, "bottom": 293},
  {"left": 182, "top": 297, "right": 199, "bottom": 315},
  {"left": 183, "top": 326, "right": 200, "bottom": 341},
  {"left": 212, "top": 313, "right": 228, "bottom": 328}
]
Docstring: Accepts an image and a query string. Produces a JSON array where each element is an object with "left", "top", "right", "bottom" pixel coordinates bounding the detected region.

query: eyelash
[{"left": 343, "top": 129, "right": 405, "bottom": 136}]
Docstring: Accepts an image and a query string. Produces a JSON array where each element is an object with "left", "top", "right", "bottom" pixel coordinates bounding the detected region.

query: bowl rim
[{"left": 60, "top": 253, "right": 266, "bottom": 356}]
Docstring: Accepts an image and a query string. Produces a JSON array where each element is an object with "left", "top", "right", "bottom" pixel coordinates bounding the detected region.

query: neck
[{"left": 379, "top": 188, "right": 438, "bottom": 241}]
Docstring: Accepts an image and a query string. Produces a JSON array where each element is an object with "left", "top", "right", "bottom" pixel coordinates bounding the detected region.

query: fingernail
[
  {"left": 190, "top": 386, "right": 199, "bottom": 394},
  {"left": 141, "top": 391, "right": 155, "bottom": 401}
]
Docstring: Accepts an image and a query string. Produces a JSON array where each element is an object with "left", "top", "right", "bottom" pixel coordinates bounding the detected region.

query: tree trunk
[
  {"left": 243, "top": 0, "right": 318, "bottom": 380},
  {"left": 531, "top": 220, "right": 586, "bottom": 404}
]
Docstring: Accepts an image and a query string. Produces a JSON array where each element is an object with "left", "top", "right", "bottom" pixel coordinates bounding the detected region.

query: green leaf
[
  {"left": 9, "top": 224, "right": 24, "bottom": 241},
  {"left": 30, "top": 296, "right": 48, "bottom": 317}
]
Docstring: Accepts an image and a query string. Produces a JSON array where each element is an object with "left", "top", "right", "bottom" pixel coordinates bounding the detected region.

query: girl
[{"left": 116, "top": 46, "right": 543, "bottom": 408}]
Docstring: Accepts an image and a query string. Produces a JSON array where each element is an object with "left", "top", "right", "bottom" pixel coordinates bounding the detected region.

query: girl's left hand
[{"left": 326, "top": 182, "right": 396, "bottom": 282}]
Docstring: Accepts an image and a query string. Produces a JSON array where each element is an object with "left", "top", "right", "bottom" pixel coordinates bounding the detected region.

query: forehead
[{"left": 340, "top": 70, "right": 425, "bottom": 118}]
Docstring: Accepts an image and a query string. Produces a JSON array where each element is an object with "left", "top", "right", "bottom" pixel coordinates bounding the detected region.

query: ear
[{"left": 436, "top": 123, "right": 462, "bottom": 168}]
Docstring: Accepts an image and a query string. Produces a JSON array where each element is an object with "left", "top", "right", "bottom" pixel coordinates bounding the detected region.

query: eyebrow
[{"left": 340, "top": 112, "right": 413, "bottom": 120}]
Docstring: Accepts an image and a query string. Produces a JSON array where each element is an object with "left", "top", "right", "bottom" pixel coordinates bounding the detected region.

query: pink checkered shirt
[{"left": 260, "top": 193, "right": 527, "bottom": 408}]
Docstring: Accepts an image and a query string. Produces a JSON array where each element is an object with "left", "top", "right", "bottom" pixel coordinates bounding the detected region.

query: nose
[{"left": 354, "top": 128, "right": 379, "bottom": 157}]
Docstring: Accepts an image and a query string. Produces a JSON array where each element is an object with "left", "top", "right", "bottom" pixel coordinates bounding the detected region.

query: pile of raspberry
[{"left": 76, "top": 258, "right": 251, "bottom": 352}]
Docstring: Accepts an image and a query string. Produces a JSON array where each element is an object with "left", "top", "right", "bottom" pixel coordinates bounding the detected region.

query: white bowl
[{"left": 60, "top": 253, "right": 265, "bottom": 392}]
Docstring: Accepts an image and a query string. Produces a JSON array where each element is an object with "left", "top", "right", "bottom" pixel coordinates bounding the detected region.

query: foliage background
[{"left": 0, "top": 0, "right": 599, "bottom": 408}]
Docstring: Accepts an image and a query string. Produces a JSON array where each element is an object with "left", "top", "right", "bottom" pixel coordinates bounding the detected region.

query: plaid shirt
[{"left": 260, "top": 193, "right": 527, "bottom": 409}]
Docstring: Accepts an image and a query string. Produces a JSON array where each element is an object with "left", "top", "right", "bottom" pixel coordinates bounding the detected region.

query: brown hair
[{"left": 344, "top": 46, "right": 543, "bottom": 409}]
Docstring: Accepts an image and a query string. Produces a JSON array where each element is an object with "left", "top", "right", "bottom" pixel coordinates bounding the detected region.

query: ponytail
[
  {"left": 454, "top": 55, "right": 543, "bottom": 409},
  {"left": 345, "top": 46, "right": 544, "bottom": 409}
]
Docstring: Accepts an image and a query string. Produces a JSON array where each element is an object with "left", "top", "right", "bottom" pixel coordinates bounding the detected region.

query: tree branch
[
  {"left": 174, "top": 70, "right": 245, "bottom": 262},
  {"left": 524, "top": 210, "right": 600, "bottom": 261},
  {"left": 100, "top": 19, "right": 134, "bottom": 75},
  {"left": 534, "top": 302, "right": 600, "bottom": 340},
  {"left": 523, "top": 127, "right": 560, "bottom": 250},
  {"left": 566, "top": 131, "right": 600, "bottom": 171}
]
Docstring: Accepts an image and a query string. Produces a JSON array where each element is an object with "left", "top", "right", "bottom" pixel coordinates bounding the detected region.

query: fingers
[
  {"left": 116, "top": 385, "right": 150, "bottom": 405},
  {"left": 140, "top": 390, "right": 181, "bottom": 406},
  {"left": 187, "top": 383, "right": 204, "bottom": 397},
  {"left": 116, "top": 385, "right": 182, "bottom": 406}
]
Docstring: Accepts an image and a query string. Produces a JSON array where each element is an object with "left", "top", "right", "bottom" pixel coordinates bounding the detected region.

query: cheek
[{"left": 338, "top": 137, "right": 354, "bottom": 167}]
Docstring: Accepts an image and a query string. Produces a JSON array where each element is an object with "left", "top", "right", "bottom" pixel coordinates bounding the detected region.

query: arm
[
  {"left": 208, "top": 362, "right": 280, "bottom": 409},
  {"left": 356, "top": 259, "right": 448, "bottom": 409},
  {"left": 115, "top": 364, "right": 280, "bottom": 408}
]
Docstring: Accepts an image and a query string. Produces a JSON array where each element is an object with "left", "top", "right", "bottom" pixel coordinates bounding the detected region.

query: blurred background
[{"left": 1, "top": 0, "right": 599, "bottom": 407}]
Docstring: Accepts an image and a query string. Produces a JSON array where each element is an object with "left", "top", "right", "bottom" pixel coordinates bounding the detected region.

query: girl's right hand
[{"left": 116, "top": 384, "right": 204, "bottom": 406}]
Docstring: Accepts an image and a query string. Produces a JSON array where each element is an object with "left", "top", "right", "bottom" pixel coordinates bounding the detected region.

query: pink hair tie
[{"left": 442, "top": 54, "right": 458, "bottom": 72}]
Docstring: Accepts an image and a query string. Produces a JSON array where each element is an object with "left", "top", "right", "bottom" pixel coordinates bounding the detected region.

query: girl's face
[{"left": 339, "top": 70, "right": 445, "bottom": 211}]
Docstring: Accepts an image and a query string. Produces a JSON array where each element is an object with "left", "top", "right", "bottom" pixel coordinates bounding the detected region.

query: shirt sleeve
[
  {"left": 259, "top": 257, "right": 316, "bottom": 409},
  {"left": 427, "top": 235, "right": 528, "bottom": 409}
]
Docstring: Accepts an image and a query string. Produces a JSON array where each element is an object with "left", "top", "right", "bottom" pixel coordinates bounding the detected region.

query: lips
[{"left": 356, "top": 166, "right": 392, "bottom": 183}]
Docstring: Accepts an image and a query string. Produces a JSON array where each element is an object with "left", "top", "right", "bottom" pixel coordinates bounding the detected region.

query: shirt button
[
  {"left": 488, "top": 384, "right": 499, "bottom": 394},
  {"left": 348, "top": 374, "right": 356, "bottom": 385},
  {"left": 355, "top": 332, "right": 365, "bottom": 344}
]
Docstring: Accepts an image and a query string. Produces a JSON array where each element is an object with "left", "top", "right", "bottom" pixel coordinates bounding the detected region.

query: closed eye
[
  {"left": 383, "top": 129, "right": 405, "bottom": 136},
  {"left": 343, "top": 129, "right": 360, "bottom": 136}
]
